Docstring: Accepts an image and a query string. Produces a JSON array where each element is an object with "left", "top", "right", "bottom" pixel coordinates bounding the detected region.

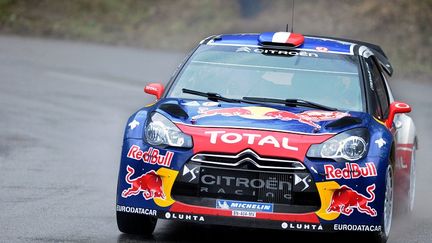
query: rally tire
[
  {"left": 117, "top": 211, "right": 157, "bottom": 236},
  {"left": 369, "top": 165, "right": 394, "bottom": 243}
]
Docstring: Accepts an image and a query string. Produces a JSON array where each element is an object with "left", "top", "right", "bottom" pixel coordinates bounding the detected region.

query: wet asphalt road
[{"left": 0, "top": 35, "right": 431, "bottom": 243}]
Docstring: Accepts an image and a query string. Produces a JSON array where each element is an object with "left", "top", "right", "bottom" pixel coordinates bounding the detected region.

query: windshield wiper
[
  {"left": 242, "top": 96, "right": 338, "bottom": 111},
  {"left": 183, "top": 89, "right": 338, "bottom": 111},
  {"left": 182, "top": 88, "right": 242, "bottom": 103},
  {"left": 183, "top": 88, "right": 262, "bottom": 105}
]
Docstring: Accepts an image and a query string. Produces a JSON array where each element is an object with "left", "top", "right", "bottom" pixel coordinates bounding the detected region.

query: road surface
[{"left": 0, "top": 35, "right": 431, "bottom": 242}]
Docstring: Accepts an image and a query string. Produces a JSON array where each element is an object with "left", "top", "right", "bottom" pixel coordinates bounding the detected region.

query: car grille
[
  {"left": 190, "top": 149, "right": 305, "bottom": 171},
  {"left": 172, "top": 150, "right": 321, "bottom": 213}
]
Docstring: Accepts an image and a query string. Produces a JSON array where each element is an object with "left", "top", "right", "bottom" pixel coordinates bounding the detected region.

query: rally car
[{"left": 116, "top": 31, "right": 417, "bottom": 242}]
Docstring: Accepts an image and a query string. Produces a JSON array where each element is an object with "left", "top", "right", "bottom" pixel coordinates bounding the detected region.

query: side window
[
  {"left": 382, "top": 72, "right": 394, "bottom": 103},
  {"left": 364, "top": 60, "right": 383, "bottom": 119},
  {"left": 365, "top": 57, "right": 390, "bottom": 120},
  {"left": 371, "top": 58, "right": 390, "bottom": 119}
]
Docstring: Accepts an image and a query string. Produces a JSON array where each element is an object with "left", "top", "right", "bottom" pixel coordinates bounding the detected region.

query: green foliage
[{"left": 0, "top": 0, "right": 430, "bottom": 78}]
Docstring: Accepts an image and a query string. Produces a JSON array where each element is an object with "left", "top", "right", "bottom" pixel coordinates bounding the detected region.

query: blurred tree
[
  {"left": 0, "top": 0, "right": 429, "bottom": 77},
  {"left": 238, "top": 0, "right": 263, "bottom": 18}
]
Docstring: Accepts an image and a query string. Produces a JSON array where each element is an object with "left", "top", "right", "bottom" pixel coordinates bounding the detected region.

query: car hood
[{"left": 155, "top": 98, "right": 371, "bottom": 134}]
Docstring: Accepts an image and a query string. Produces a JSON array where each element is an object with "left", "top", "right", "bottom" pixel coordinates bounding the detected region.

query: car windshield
[{"left": 168, "top": 45, "right": 364, "bottom": 111}]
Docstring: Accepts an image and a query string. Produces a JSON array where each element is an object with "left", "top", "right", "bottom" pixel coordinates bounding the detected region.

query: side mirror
[
  {"left": 385, "top": 101, "right": 411, "bottom": 128},
  {"left": 144, "top": 83, "right": 164, "bottom": 100}
]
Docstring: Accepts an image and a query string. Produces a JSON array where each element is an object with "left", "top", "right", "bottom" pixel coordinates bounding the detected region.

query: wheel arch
[{"left": 389, "top": 141, "right": 396, "bottom": 169}]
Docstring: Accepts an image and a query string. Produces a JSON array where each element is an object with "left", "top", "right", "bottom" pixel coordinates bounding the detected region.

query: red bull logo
[
  {"left": 127, "top": 145, "right": 173, "bottom": 167},
  {"left": 192, "top": 107, "right": 349, "bottom": 129},
  {"left": 122, "top": 165, "right": 166, "bottom": 200},
  {"left": 327, "top": 184, "right": 377, "bottom": 217},
  {"left": 264, "top": 110, "right": 320, "bottom": 128},
  {"left": 300, "top": 110, "right": 348, "bottom": 121},
  {"left": 324, "top": 162, "right": 377, "bottom": 180},
  {"left": 192, "top": 107, "right": 253, "bottom": 120}
]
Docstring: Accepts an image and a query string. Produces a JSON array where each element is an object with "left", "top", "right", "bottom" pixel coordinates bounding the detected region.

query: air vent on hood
[
  {"left": 325, "top": 116, "right": 362, "bottom": 129},
  {"left": 159, "top": 103, "right": 188, "bottom": 119}
]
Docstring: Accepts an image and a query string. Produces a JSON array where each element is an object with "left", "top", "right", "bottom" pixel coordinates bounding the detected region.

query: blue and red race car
[{"left": 116, "top": 31, "right": 417, "bottom": 243}]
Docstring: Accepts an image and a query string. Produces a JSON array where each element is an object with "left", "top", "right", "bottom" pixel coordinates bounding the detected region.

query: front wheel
[
  {"left": 369, "top": 165, "right": 394, "bottom": 243},
  {"left": 117, "top": 211, "right": 157, "bottom": 236}
]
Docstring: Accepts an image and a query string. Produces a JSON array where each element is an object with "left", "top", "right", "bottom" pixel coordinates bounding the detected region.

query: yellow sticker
[
  {"left": 240, "top": 107, "right": 278, "bottom": 120},
  {"left": 153, "top": 167, "right": 178, "bottom": 207},
  {"left": 315, "top": 181, "right": 341, "bottom": 221}
]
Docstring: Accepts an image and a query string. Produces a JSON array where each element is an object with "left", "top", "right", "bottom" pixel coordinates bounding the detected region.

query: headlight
[
  {"left": 307, "top": 128, "right": 369, "bottom": 161},
  {"left": 145, "top": 112, "right": 193, "bottom": 148}
]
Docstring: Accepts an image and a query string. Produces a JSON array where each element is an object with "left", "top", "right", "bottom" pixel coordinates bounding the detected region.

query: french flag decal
[{"left": 259, "top": 32, "right": 304, "bottom": 47}]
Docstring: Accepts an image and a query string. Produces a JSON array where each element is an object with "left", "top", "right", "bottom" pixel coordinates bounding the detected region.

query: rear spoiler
[
  {"left": 372, "top": 50, "right": 393, "bottom": 76},
  {"left": 308, "top": 35, "right": 393, "bottom": 76}
]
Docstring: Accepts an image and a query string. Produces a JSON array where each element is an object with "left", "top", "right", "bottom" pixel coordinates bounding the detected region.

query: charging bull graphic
[
  {"left": 192, "top": 107, "right": 349, "bottom": 129},
  {"left": 122, "top": 165, "right": 165, "bottom": 200},
  {"left": 192, "top": 107, "right": 253, "bottom": 120},
  {"left": 327, "top": 184, "right": 377, "bottom": 217},
  {"left": 264, "top": 110, "right": 321, "bottom": 128}
]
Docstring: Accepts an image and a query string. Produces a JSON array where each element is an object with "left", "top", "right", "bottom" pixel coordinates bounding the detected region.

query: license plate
[
  {"left": 232, "top": 210, "right": 256, "bottom": 218},
  {"left": 199, "top": 167, "right": 293, "bottom": 204}
]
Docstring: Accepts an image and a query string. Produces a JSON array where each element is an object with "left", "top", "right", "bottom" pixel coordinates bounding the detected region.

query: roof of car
[{"left": 206, "top": 33, "right": 358, "bottom": 54}]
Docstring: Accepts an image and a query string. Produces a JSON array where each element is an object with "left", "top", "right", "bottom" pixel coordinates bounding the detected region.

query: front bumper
[{"left": 116, "top": 138, "right": 387, "bottom": 233}]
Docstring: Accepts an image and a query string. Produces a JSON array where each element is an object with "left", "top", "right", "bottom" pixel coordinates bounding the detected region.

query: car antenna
[{"left": 291, "top": 0, "right": 295, "bottom": 32}]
